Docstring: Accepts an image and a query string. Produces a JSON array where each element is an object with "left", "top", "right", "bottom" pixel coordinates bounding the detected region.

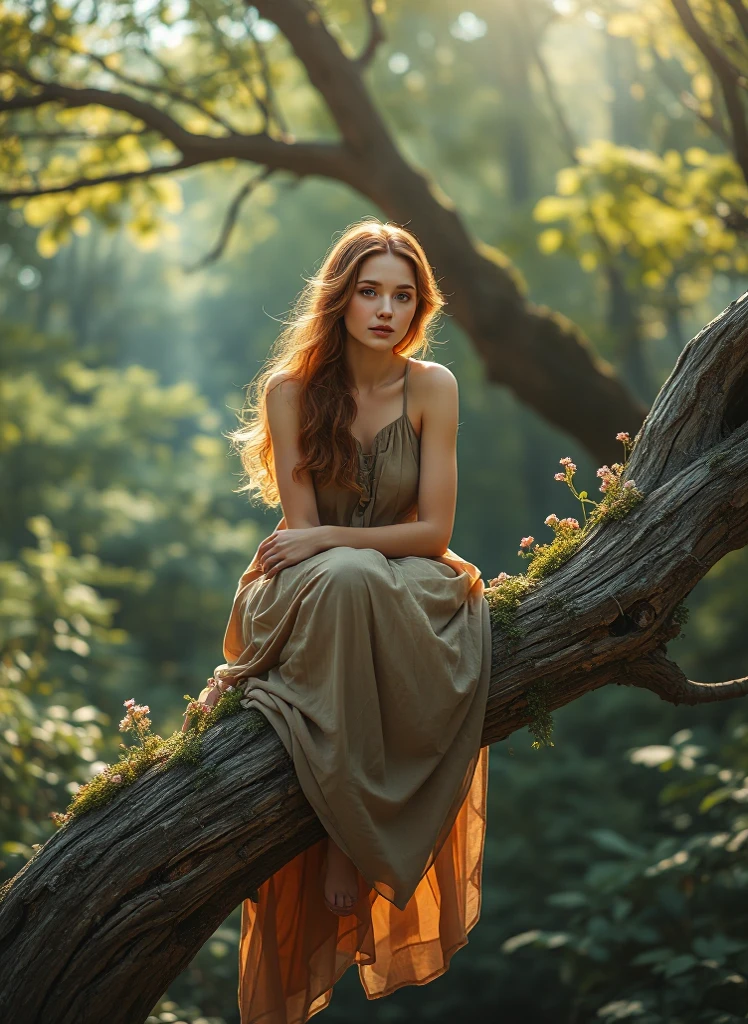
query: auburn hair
[{"left": 227, "top": 217, "right": 446, "bottom": 507}]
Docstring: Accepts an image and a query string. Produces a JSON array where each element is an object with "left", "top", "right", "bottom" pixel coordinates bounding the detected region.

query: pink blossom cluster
[
  {"left": 554, "top": 456, "right": 577, "bottom": 483},
  {"left": 596, "top": 464, "right": 636, "bottom": 493},
  {"left": 119, "top": 698, "right": 151, "bottom": 732},
  {"left": 544, "top": 514, "right": 579, "bottom": 530},
  {"left": 119, "top": 697, "right": 152, "bottom": 744},
  {"left": 488, "top": 571, "right": 510, "bottom": 586}
]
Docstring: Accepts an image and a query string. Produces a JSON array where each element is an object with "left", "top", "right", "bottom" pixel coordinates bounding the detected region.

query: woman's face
[{"left": 343, "top": 252, "right": 418, "bottom": 353}]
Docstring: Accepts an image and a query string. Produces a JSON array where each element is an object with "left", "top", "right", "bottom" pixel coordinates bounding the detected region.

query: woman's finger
[{"left": 265, "top": 558, "right": 289, "bottom": 578}]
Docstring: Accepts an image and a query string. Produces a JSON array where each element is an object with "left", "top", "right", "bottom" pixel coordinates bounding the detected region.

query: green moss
[
  {"left": 526, "top": 680, "right": 555, "bottom": 750},
  {"left": 485, "top": 573, "right": 537, "bottom": 654},
  {"left": 670, "top": 599, "right": 690, "bottom": 640},
  {"left": 485, "top": 435, "right": 645, "bottom": 749},
  {"left": 51, "top": 685, "right": 254, "bottom": 827}
]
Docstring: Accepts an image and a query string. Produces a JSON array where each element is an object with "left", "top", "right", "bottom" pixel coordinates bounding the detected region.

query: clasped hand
[{"left": 257, "top": 526, "right": 328, "bottom": 579}]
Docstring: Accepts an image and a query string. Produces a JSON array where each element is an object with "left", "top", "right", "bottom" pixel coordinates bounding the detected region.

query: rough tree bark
[
  {"left": 1, "top": 291, "right": 747, "bottom": 1022},
  {"left": 0, "top": 0, "right": 648, "bottom": 464}
]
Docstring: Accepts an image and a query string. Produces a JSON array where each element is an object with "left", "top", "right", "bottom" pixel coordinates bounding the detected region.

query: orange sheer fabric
[{"left": 238, "top": 745, "right": 488, "bottom": 1024}]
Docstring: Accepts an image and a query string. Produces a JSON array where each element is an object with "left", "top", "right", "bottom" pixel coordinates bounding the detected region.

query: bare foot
[{"left": 323, "top": 838, "right": 359, "bottom": 915}]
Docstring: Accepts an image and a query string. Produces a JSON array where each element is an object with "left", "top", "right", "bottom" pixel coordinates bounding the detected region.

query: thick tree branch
[
  {"left": 1, "top": 294, "right": 748, "bottom": 1022},
  {"left": 0, "top": 70, "right": 358, "bottom": 189}
]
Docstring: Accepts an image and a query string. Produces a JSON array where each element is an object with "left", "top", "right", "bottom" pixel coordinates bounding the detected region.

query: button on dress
[{"left": 212, "top": 357, "right": 492, "bottom": 1024}]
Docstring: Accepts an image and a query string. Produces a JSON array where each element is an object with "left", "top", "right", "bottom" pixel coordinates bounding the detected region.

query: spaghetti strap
[{"left": 402, "top": 358, "right": 410, "bottom": 417}]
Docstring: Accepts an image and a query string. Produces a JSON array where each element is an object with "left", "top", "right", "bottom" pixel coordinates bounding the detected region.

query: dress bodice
[{"left": 312, "top": 358, "right": 420, "bottom": 529}]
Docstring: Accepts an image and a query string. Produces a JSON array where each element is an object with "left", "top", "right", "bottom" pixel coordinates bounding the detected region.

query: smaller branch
[
  {"left": 649, "top": 42, "right": 732, "bottom": 145},
  {"left": 244, "top": 11, "right": 290, "bottom": 136},
  {"left": 725, "top": 0, "right": 748, "bottom": 42},
  {"left": 0, "top": 157, "right": 197, "bottom": 201},
  {"left": 671, "top": 0, "right": 748, "bottom": 184},
  {"left": 10, "top": 128, "right": 152, "bottom": 141},
  {"left": 0, "top": 91, "right": 51, "bottom": 113},
  {"left": 193, "top": 0, "right": 270, "bottom": 130},
  {"left": 355, "top": 0, "right": 386, "bottom": 70},
  {"left": 184, "top": 167, "right": 275, "bottom": 272},
  {"left": 620, "top": 648, "right": 748, "bottom": 705},
  {"left": 30, "top": 31, "right": 239, "bottom": 136}
]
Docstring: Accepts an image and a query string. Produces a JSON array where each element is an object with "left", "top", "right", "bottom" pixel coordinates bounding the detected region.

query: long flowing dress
[{"left": 211, "top": 357, "right": 493, "bottom": 1024}]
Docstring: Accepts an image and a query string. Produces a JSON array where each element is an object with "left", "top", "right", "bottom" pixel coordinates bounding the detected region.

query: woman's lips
[{"left": 370, "top": 327, "right": 393, "bottom": 334}]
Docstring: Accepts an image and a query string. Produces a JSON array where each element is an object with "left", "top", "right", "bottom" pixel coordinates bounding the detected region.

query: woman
[{"left": 193, "top": 218, "right": 492, "bottom": 1023}]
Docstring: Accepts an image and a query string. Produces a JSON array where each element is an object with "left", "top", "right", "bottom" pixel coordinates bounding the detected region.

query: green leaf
[
  {"left": 588, "top": 828, "right": 646, "bottom": 859},
  {"left": 547, "top": 891, "right": 588, "bottom": 909},
  {"left": 663, "top": 954, "right": 698, "bottom": 977},
  {"left": 699, "top": 786, "right": 734, "bottom": 813}
]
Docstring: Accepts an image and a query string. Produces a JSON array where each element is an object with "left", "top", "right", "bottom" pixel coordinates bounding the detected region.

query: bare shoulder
[
  {"left": 266, "top": 370, "right": 302, "bottom": 410},
  {"left": 407, "top": 360, "right": 458, "bottom": 440},
  {"left": 408, "top": 358, "right": 458, "bottom": 403}
]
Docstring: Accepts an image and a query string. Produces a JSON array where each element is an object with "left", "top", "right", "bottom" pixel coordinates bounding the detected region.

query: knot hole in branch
[{"left": 608, "top": 598, "right": 657, "bottom": 636}]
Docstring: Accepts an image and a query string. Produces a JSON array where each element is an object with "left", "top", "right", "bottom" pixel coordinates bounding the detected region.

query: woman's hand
[{"left": 257, "top": 526, "right": 329, "bottom": 579}]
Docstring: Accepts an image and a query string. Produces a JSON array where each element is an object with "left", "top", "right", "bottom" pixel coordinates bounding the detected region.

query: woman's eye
[{"left": 359, "top": 289, "right": 411, "bottom": 300}]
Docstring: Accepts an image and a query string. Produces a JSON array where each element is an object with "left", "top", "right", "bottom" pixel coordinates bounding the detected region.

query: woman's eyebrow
[{"left": 357, "top": 279, "right": 416, "bottom": 290}]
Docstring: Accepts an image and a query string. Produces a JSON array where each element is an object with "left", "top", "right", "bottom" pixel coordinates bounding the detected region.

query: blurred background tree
[{"left": 1, "top": 0, "right": 748, "bottom": 1021}]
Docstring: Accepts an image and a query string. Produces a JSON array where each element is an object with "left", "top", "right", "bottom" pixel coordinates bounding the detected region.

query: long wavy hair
[{"left": 228, "top": 217, "right": 446, "bottom": 507}]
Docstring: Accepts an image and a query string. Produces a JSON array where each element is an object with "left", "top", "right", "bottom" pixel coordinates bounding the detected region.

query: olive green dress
[{"left": 213, "top": 357, "right": 492, "bottom": 1024}]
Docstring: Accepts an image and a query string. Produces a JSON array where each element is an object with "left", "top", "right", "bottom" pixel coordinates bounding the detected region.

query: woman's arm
[
  {"left": 258, "top": 362, "right": 459, "bottom": 576},
  {"left": 266, "top": 374, "right": 321, "bottom": 530},
  {"left": 324, "top": 362, "right": 458, "bottom": 558}
]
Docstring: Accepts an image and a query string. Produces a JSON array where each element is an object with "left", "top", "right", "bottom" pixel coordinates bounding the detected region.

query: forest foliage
[{"left": 2, "top": 1, "right": 748, "bottom": 1021}]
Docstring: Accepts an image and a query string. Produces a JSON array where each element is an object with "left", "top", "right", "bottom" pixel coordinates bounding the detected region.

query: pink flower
[
  {"left": 488, "top": 572, "right": 510, "bottom": 586},
  {"left": 596, "top": 465, "right": 612, "bottom": 479},
  {"left": 623, "top": 479, "right": 635, "bottom": 490},
  {"left": 519, "top": 536, "right": 534, "bottom": 549},
  {"left": 118, "top": 717, "right": 129, "bottom": 730},
  {"left": 111, "top": 774, "right": 122, "bottom": 784},
  {"left": 560, "top": 517, "right": 580, "bottom": 529},
  {"left": 123, "top": 698, "right": 136, "bottom": 709},
  {"left": 616, "top": 431, "right": 630, "bottom": 442},
  {"left": 554, "top": 472, "right": 566, "bottom": 482},
  {"left": 559, "top": 457, "right": 573, "bottom": 466},
  {"left": 544, "top": 514, "right": 559, "bottom": 526}
]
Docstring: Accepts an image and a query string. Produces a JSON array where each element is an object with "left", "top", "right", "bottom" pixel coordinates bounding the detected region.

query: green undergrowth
[
  {"left": 485, "top": 431, "right": 645, "bottom": 750},
  {"left": 49, "top": 686, "right": 267, "bottom": 827}
]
